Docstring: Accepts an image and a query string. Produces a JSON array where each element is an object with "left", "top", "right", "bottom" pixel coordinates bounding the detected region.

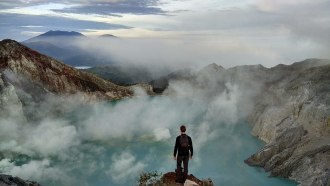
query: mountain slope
[{"left": 0, "top": 39, "right": 132, "bottom": 100}]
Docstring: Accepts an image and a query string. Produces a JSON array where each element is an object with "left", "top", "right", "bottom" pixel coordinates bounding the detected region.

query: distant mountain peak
[
  {"left": 99, "top": 34, "right": 117, "bottom": 38},
  {"left": 24, "top": 30, "right": 86, "bottom": 43},
  {"left": 38, "top": 30, "right": 85, "bottom": 37}
]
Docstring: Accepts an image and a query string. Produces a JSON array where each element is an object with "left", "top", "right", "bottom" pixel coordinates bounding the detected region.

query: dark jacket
[{"left": 173, "top": 134, "right": 193, "bottom": 157}]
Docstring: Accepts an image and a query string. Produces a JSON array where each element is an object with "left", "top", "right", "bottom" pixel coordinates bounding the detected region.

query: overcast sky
[{"left": 0, "top": 0, "right": 329, "bottom": 67}]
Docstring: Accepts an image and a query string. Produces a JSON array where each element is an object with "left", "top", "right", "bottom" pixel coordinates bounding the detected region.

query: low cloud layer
[{"left": 72, "top": 35, "right": 328, "bottom": 76}]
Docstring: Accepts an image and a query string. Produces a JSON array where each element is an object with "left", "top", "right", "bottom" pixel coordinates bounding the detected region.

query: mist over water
[{"left": 0, "top": 80, "right": 297, "bottom": 185}]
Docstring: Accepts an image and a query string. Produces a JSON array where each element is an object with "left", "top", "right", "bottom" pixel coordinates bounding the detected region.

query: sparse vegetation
[{"left": 137, "top": 171, "right": 163, "bottom": 186}]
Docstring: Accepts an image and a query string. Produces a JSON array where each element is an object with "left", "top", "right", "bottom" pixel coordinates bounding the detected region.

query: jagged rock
[
  {"left": 245, "top": 126, "right": 305, "bottom": 167},
  {"left": 0, "top": 174, "right": 41, "bottom": 186},
  {"left": 245, "top": 59, "right": 330, "bottom": 186}
]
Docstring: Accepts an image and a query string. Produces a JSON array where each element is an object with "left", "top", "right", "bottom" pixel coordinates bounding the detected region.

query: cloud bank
[{"left": 0, "top": 0, "right": 329, "bottom": 68}]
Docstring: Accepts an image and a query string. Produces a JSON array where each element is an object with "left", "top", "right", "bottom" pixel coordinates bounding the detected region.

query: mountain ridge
[{"left": 0, "top": 39, "right": 133, "bottom": 100}]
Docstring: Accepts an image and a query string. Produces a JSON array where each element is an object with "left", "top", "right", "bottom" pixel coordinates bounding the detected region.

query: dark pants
[{"left": 176, "top": 155, "right": 189, "bottom": 183}]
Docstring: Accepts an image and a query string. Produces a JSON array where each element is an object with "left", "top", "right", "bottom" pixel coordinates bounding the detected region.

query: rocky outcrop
[
  {"left": 245, "top": 60, "right": 330, "bottom": 186},
  {"left": 161, "top": 172, "right": 213, "bottom": 186},
  {"left": 0, "top": 174, "right": 41, "bottom": 186},
  {"left": 138, "top": 171, "right": 213, "bottom": 186}
]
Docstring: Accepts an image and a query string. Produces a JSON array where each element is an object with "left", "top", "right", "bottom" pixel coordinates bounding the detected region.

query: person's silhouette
[{"left": 173, "top": 125, "right": 193, "bottom": 184}]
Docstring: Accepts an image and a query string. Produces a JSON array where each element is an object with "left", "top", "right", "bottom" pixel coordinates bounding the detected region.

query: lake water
[{"left": 1, "top": 96, "right": 297, "bottom": 186}]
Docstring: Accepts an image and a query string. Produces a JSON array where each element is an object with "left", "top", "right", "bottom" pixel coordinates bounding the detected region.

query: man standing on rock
[{"left": 173, "top": 125, "right": 193, "bottom": 184}]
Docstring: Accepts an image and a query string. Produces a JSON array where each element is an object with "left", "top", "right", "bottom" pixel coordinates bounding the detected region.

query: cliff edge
[{"left": 244, "top": 59, "right": 330, "bottom": 186}]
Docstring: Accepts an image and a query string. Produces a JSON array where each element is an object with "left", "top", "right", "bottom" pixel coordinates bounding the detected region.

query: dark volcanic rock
[{"left": 0, "top": 174, "right": 41, "bottom": 186}]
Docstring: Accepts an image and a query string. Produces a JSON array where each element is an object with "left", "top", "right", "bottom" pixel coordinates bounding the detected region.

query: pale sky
[{"left": 0, "top": 0, "right": 329, "bottom": 67}]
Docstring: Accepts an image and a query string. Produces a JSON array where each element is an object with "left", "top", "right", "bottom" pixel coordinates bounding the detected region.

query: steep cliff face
[
  {"left": 0, "top": 39, "right": 133, "bottom": 101},
  {"left": 245, "top": 60, "right": 330, "bottom": 186}
]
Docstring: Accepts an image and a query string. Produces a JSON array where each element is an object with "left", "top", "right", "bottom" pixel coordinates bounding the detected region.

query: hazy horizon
[{"left": 1, "top": 0, "right": 330, "bottom": 68}]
